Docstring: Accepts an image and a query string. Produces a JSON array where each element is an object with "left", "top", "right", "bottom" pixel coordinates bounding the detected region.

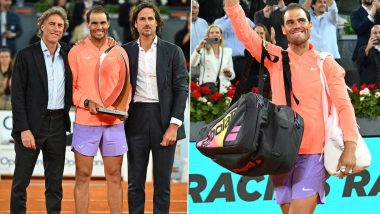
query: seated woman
[
  {"left": 0, "top": 48, "right": 12, "bottom": 110},
  {"left": 231, "top": 24, "right": 273, "bottom": 104},
  {"left": 190, "top": 24, "right": 235, "bottom": 94}
]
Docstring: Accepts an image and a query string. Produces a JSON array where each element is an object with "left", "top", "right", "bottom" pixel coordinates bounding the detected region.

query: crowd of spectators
[{"left": 191, "top": 0, "right": 380, "bottom": 96}]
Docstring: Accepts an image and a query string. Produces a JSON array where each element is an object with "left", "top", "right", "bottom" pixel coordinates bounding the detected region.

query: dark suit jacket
[
  {"left": 70, "top": 1, "right": 103, "bottom": 32},
  {"left": 122, "top": 38, "right": 188, "bottom": 140},
  {"left": 0, "top": 10, "right": 22, "bottom": 55},
  {"left": 350, "top": 7, "right": 380, "bottom": 61},
  {"left": 357, "top": 45, "right": 380, "bottom": 84},
  {"left": 11, "top": 42, "right": 72, "bottom": 143}
]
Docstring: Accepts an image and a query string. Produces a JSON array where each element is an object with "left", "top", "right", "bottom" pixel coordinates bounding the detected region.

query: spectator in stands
[
  {"left": 118, "top": 0, "right": 139, "bottom": 44},
  {"left": 248, "top": 0, "right": 298, "bottom": 25},
  {"left": 190, "top": 0, "right": 208, "bottom": 79},
  {"left": 0, "top": 0, "right": 22, "bottom": 56},
  {"left": 0, "top": 48, "right": 11, "bottom": 109},
  {"left": 175, "top": 14, "right": 190, "bottom": 65},
  {"left": 357, "top": 24, "right": 380, "bottom": 84},
  {"left": 53, "top": 0, "right": 71, "bottom": 43},
  {"left": 350, "top": 0, "right": 380, "bottom": 62},
  {"left": 191, "top": 24, "right": 235, "bottom": 93},
  {"left": 254, "top": 0, "right": 288, "bottom": 49},
  {"left": 167, "top": 0, "right": 191, "bottom": 6},
  {"left": 303, "top": 0, "right": 341, "bottom": 60},
  {"left": 70, "top": 8, "right": 90, "bottom": 44},
  {"left": 71, "top": 0, "right": 102, "bottom": 33},
  {"left": 197, "top": 0, "right": 224, "bottom": 23},
  {"left": 232, "top": 24, "right": 273, "bottom": 104},
  {"left": 214, "top": 5, "right": 254, "bottom": 85},
  {"left": 54, "top": 0, "right": 69, "bottom": 12},
  {"left": 190, "top": 0, "right": 208, "bottom": 54}
]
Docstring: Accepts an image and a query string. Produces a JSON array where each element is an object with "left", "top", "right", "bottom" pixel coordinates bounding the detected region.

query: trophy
[{"left": 94, "top": 45, "right": 130, "bottom": 117}]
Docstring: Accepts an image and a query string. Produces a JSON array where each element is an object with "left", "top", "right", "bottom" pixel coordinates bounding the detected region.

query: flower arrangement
[
  {"left": 349, "top": 83, "right": 380, "bottom": 119},
  {"left": 190, "top": 81, "right": 236, "bottom": 123},
  {"left": 190, "top": 81, "right": 264, "bottom": 123}
]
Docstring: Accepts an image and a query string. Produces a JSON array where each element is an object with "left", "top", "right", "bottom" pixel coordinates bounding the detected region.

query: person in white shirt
[
  {"left": 190, "top": 0, "right": 208, "bottom": 54},
  {"left": 191, "top": 24, "right": 236, "bottom": 94}
]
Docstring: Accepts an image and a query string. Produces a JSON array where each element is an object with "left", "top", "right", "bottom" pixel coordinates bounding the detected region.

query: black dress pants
[
  {"left": 10, "top": 111, "right": 66, "bottom": 214},
  {"left": 125, "top": 103, "right": 177, "bottom": 214}
]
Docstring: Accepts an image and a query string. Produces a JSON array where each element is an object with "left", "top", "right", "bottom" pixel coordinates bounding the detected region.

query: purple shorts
[
  {"left": 271, "top": 154, "right": 328, "bottom": 205},
  {"left": 71, "top": 123, "right": 127, "bottom": 157}
]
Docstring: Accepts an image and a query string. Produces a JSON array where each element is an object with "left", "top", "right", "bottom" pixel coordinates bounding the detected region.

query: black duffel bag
[{"left": 196, "top": 43, "right": 304, "bottom": 177}]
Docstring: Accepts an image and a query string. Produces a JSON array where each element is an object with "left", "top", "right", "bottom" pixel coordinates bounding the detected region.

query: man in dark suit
[
  {"left": 10, "top": 7, "right": 72, "bottom": 214},
  {"left": 122, "top": 2, "right": 188, "bottom": 214},
  {"left": 350, "top": 0, "right": 380, "bottom": 62},
  {"left": 0, "top": 0, "right": 23, "bottom": 56},
  {"left": 357, "top": 24, "right": 380, "bottom": 84}
]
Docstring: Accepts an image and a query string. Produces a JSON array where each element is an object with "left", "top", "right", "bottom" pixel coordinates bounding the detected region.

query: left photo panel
[{"left": 0, "top": 1, "right": 190, "bottom": 213}]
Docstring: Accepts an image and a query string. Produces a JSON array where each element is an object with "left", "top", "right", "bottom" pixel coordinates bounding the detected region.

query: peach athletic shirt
[
  {"left": 225, "top": 4, "right": 358, "bottom": 154},
  {"left": 69, "top": 38, "right": 131, "bottom": 126}
]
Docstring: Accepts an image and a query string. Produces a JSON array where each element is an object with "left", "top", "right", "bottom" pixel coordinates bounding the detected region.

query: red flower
[
  {"left": 191, "top": 90, "right": 201, "bottom": 98},
  {"left": 351, "top": 84, "right": 360, "bottom": 94},
  {"left": 360, "top": 83, "right": 368, "bottom": 90},
  {"left": 235, "top": 80, "right": 239, "bottom": 86},
  {"left": 251, "top": 87, "right": 259, "bottom": 94},
  {"left": 190, "top": 81, "right": 200, "bottom": 91},
  {"left": 210, "top": 92, "right": 222, "bottom": 101},
  {"left": 200, "top": 85, "right": 212, "bottom": 95},
  {"left": 227, "top": 85, "right": 236, "bottom": 98},
  {"left": 368, "top": 84, "right": 376, "bottom": 91}
]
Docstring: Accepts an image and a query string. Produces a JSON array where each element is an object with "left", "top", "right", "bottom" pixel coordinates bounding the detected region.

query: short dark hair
[
  {"left": 130, "top": 2, "right": 164, "bottom": 39},
  {"left": 281, "top": 3, "right": 311, "bottom": 26},
  {"left": 0, "top": 48, "right": 11, "bottom": 54},
  {"left": 86, "top": 5, "right": 109, "bottom": 23}
]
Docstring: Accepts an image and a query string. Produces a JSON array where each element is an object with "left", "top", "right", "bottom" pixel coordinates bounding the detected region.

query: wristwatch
[{"left": 84, "top": 99, "right": 90, "bottom": 108}]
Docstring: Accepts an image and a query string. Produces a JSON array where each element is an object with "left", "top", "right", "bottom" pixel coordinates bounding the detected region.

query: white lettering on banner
[
  {"left": 0, "top": 111, "right": 13, "bottom": 144},
  {"left": 0, "top": 107, "right": 189, "bottom": 181},
  {"left": 0, "top": 146, "right": 105, "bottom": 176}
]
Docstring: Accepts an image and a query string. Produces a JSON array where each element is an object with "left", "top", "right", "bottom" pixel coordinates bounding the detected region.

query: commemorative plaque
[{"left": 94, "top": 45, "right": 130, "bottom": 117}]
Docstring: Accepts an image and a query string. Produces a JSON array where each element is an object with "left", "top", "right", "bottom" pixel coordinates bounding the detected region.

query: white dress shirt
[
  {"left": 135, "top": 36, "right": 182, "bottom": 126},
  {"left": 135, "top": 36, "right": 159, "bottom": 103},
  {"left": 41, "top": 40, "right": 65, "bottom": 110}
]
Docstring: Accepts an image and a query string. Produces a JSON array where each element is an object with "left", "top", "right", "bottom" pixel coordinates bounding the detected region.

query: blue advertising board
[{"left": 189, "top": 137, "right": 380, "bottom": 213}]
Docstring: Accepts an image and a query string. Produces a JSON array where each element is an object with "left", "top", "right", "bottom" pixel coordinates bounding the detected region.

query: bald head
[{"left": 371, "top": 25, "right": 380, "bottom": 38}]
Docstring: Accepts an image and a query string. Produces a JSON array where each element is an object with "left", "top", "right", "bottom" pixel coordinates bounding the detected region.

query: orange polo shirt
[
  {"left": 69, "top": 38, "right": 131, "bottom": 126},
  {"left": 225, "top": 4, "right": 358, "bottom": 154}
]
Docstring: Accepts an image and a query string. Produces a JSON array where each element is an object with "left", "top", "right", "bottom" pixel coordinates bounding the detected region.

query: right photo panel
[{"left": 189, "top": 0, "right": 380, "bottom": 213}]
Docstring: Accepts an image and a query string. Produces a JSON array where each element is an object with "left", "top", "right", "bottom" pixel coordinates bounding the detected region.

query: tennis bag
[
  {"left": 196, "top": 45, "right": 304, "bottom": 177},
  {"left": 196, "top": 93, "right": 304, "bottom": 177}
]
